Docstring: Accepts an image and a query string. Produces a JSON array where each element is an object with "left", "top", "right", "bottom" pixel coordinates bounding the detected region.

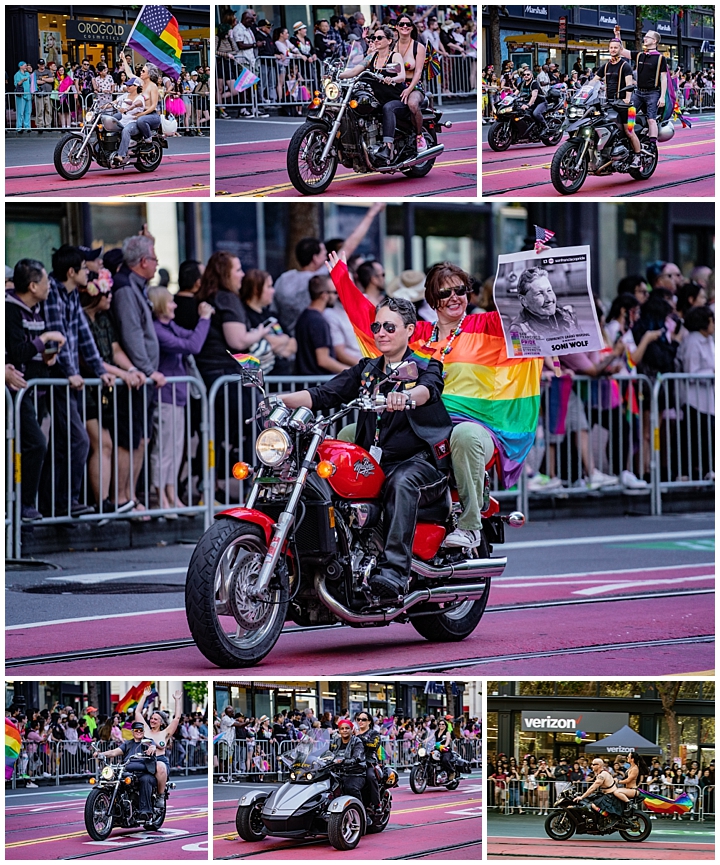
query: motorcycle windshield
[
  {"left": 281, "top": 730, "right": 332, "bottom": 771},
  {"left": 573, "top": 82, "right": 601, "bottom": 105}
]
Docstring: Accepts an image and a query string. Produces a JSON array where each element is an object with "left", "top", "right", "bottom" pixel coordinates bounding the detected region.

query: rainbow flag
[
  {"left": 128, "top": 5, "right": 183, "bottom": 80},
  {"left": 116, "top": 681, "right": 153, "bottom": 714},
  {"left": 409, "top": 345, "right": 435, "bottom": 370},
  {"left": 230, "top": 352, "right": 261, "bottom": 369},
  {"left": 234, "top": 68, "right": 260, "bottom": 93},
  {"left": 639, "top": 789, "right": 693, "bottom": 815},
  {"left": 330, "top": 261, "right": 542, "bottom": 487},
  {"left": 5, "top": 719, "right": 22, "bottom": 781}
]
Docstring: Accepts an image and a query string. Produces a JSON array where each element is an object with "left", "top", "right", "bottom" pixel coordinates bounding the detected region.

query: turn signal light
[
  {"left": 312, "top": 97, "right": 321, "bottom": 107},
  {"left": 316, "top": 460, "right": 336, "bottom": 479},
  {"left": 124, "top": 776, "right": 132, "bottom": 785},
  {"left": 314, "top": 90, "right": 320, "bottom": 96},
  {"left": 232, "top": 462, "right": 251, "bottom": 480},
  {"left": 349, "top": 99, "right": 358, "bottom": 109},
  {"left": 89, "top": 777, "right": 96, "bottom": 785}
]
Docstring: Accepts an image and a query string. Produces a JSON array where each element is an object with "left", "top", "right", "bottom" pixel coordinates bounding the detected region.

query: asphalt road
[
  {"left": 487, "top": 811, "right": 714, "bottom": 860},
  {"left": 6, "top": 513, "right": 713, "bottom": 677},
  {"left": 5, "top": 777, "right": 208, "bottom": 860},
  {"left": 213, "top": 774, "right": 482, "bottom": 860},
  {"left": 215, "top": 107, "right": 477, "bottom": 197},
  {"left": 481, "top": 113, "right": 715, "bottom": 198}
]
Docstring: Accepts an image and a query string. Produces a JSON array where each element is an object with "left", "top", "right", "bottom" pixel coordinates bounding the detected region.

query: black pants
[
  {"left": 440, "top": 750, "right": 455, "bottom": 777},
  {"left": 379, "top": 457, "right": 447, "bottom": 579},
  {"left": 532, "top": 101, "right": 548, "bottom": 127},
  {"left": 125, "top": 761, "right": 157, "bottom": 814},
  {"left": 382, "top": 99, "right": 410, "bottom": 141},
  {"left": 341, "top": 773, "right": 365, "bottom": 799},
  {"left": 40, "top": 386, "right": 89, "bottom": 512},
  {"left": 365, "top": 763, "right": 381, "bottom": 808},
  {"left": 19, "top": 395, "right": 47, "bottom": 506}
]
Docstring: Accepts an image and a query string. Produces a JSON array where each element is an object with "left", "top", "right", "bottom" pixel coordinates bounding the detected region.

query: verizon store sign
[{"left": 521, "top": 711, "right": 628, "bottom": 732}]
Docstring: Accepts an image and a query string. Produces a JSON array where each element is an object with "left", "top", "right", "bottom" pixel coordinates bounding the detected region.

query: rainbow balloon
[
  {"left": 639, "top": 789, "right": 693, "bottom": 815},
  {"left": 6, "top": 719, "right": 22, "bottom": 781}
]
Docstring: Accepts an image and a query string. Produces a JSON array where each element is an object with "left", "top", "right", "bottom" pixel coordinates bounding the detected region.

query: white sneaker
[
  {"left": 26, "top": 781, "right": 38, "bottom": 788},
  {"left": 620, "top": 470, "right": 647, "bottom": 489},
  {"left": 527, "top": 473, "right": 563, "bottom": 492},
  {"left": 442, "top": 527, "right": 482, "bottom": 548},
  {"left": 589, "top": 469, "right": 618, "bottom": 488},
  {"left": 416, "top": 135, "right": 428, "bottom": 153}
]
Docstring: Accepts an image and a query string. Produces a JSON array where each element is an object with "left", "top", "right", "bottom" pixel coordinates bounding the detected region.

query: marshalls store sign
[{"left": 521, "top": 711, "right": 629, "bottom": 732}]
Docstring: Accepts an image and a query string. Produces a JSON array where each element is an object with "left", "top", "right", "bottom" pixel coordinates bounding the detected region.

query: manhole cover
[{"left": 17, "top": 581, "right": 184, "bottom": 595}]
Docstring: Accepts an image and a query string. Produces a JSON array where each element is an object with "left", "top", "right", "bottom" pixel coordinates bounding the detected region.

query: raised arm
[
  {"left": 163, "top": 689, "right": 184, "bottom": 738},
  {"left": 135, "top": 686, "right": 153, "bottom": 726}
]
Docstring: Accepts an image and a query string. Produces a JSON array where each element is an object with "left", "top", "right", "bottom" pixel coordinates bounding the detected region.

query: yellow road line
[
  {"left": 6, "top": 811, "right": 208, "bottom": 848},
  {"left": 218, "top": 158, "right": 477, "bottom": 197},
  {"left": 118, "top": 185, "right": 211, "bottom": 198}
]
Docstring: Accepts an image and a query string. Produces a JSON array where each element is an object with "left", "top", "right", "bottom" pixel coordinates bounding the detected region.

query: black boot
[
  {"left": 368, "top": 568, "right": 406, "bottom": 600},
  {"left": 375, "top": 143, "right": 392, "bottom": 165}
]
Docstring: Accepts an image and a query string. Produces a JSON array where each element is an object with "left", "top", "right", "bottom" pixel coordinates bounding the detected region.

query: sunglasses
[
  {"left": 397, "top": 21, "right": 413, "bottom": 28},
  {"left": 369, "top": 34, "right": 387, "bottom": 42},
  {"left": 370, "top": 321, "right": 398, "bottom": 333},
  {"left": 437, "top": 284, "right": 468, "bottom": 300}
]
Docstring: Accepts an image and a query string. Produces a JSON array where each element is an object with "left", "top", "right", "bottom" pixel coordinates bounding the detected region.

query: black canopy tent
[{"left": 584, "top": 725, "right": 663, "bottom": 756}]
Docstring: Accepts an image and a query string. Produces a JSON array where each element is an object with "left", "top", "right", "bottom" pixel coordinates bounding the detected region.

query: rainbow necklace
[{"left": 425, "top": 314, "right": 466, "bottom": 377}]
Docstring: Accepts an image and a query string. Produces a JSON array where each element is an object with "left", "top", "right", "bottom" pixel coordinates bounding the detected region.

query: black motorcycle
[
  {"left": 409, "top": 735, "right": 472, "bottom": 793},
  {"left": 235, "top": 731, "right": 398, "bottom": 851},
  {"left": 550, "top": 81, "right": 668, "bottom": 194},
  {"left": 487, "top": 84, "right": 567, "bottom": 151},
  {"left": 544, "top": 785, "right": 652, "bottom": 842},
  {"left": 53, "top": 101, "right": 167, "bottom": 180},
  {"left": 84, "top": 742, "right": 173, "bottom": 840},
  {"left": 286, "top": 59, "right": 450, "bottom": 194}
]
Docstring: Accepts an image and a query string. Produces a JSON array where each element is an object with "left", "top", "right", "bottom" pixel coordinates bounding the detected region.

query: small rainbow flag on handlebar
[
  {"left": 230, "top": 353, "right": 261, "bottom": 369},
  {"left": 409, "top": 346, "right": 434, "bottom": 370}
]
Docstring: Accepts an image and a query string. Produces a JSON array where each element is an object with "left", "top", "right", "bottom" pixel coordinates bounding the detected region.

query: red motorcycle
[{"left": 185, "top": 360, "right": 524, "bottom": 667}]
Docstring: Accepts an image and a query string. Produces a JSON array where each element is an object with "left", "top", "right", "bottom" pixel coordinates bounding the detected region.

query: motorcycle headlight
[
  {"left": 417, "top": 747, "right": 426, "bottom": 758},
  {"left": 324, "top": 81, "right": 340, "bottom": 100},
  {"left": 306, "top": 772, "right": 313, "bottom": 780},
  {"left": 85, "top": 111, "right": 95, "bottom": 123},
  {"left": 290, "top": 771, "right": 296, "bottom": 780},
  {"left": 581, "top": 126, "right": 592, "bottom": 137},
  {"left": 432, "top": 751, "right": 441, "bottom": 761},
  {"left": 255, "top": 428, "right": 292, "bottom": 467},
  {"left": 101, "top": 765, "right": 114, "bottom": 781},
  {"left": 498, "top": 107, "right": 511, "bottom": 114}
]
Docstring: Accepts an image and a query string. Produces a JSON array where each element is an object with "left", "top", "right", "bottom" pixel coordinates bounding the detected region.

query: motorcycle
[
  {"left": 53, "top": 101, "right": 168, "bottom": 180},
  {"left": 409, "top": 733, "right": 472, "bottom": 793},
  {"left": 235, "top": 730, "right": 397, "bottom": 850},
  {"left": 286, "top": 58, "right": 451, "bottom": 195},
  {"left": 550, "top": 81, "right": 671, "bottom": 195},
  {"left": 544, "top": 785, "right": 652, "bottom": 842},
  {"left": 84, "top": 742, "right": 173, "bottom": 841},
  {"left": 185, "top": 360, "right": 524, "bottom": 668},
  {"left": 487, "top": 83, "right": 567, "bottom": 151}
]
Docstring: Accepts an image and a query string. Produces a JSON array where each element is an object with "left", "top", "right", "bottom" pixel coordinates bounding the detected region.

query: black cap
[
  {"left": 257, "top": 18, "right": 271, "bottom": 27},
  {"left": 131, "top": 721, "right": 145, "bottom": 730},
  {"left": 78, "top": 245, "right": 103, "bottom": 261}
]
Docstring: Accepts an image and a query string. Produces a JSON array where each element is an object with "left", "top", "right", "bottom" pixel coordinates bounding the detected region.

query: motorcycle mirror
[
  {"left": 241, "top": 367, "right": 265, "bottom": 389},
  {"left": 389, "top": 360, "right": 418, "bottom": 382}
]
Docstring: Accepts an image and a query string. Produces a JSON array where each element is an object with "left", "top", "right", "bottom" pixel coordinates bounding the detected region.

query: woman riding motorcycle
[
  {"left": 134, "top": 685, "right": 183, "bottom": 797},
  {"left": 395, "top": 14, "right": 429, "bottom": 154},
  {"left": 354, "top": 712, "right": 382, "bottom": 816},
  {"left": 114, "top": 55, "right": 162, "bottom": 166}
]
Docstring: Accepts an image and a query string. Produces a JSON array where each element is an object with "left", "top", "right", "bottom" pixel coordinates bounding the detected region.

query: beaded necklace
[{"left": 424, "top": 314, "right": 466, "bottom": 377}]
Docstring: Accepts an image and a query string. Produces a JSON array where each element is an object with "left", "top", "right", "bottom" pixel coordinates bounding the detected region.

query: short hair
[
  {"left": 356, "top": 260, "right": 380, "bottom": 290},
  {"left": 148, "top": 285, "right": 172, "bottom": 317},
  {"left": 676, "top": 282, "right": 703, "bottom": 315},
  {"left": 295, "top": 237, "right": 323, "bottom": 268},
  {"left": 424, "top": 262, "right": 472, "bottom": 310},
  {"left": 308, "top": 274, "right": 331, "bottom": 300},
  {"left": 376, "top": 295, "right": 417, "bottom": 327},
  {"left": 684, "top": 305, "right": 713, "bottom": 332},
  {"left": 122, "top": 234, "right": 155, "bottom": 268},
  {"left": 608, "top": 293, "right": 640, "bottom": 322},
  {"left": 324, "top": 237, "right": 344, "bottom": 255},
  {"left": 13, "top": 259, "right": 46, "bottom": 293},
  {"left": 645, "top": 260, "right": 668, "bottom": 288},
  {"left": 517, "top": 267, "right": 549, "bottom": 296},
  {"left": 144, "top": 62, "right": 160, "bottom": 83},
  {"left": 240, "top": 268, "right": 271, "bottom": 303},
  {"left": 617, "top": 274, "right": 647, "bottom": 295},
  {"left": 178, "top": 259, "right": 202, "bottom": 292},
  {"left": 51, "top": 244, "right": 84, "bottom": 282}
]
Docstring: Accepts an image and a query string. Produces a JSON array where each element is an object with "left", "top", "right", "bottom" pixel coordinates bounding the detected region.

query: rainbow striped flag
[
  {"left": 5, "top": 719, "right": 22, "bottom": 781},
  {"left": 230, "top": 352, "right": 261, "bottom": 369},
  {"left": 330, "top": 261, "right": 542, "bottom": 487},
  {"left": 234, "top": 68, "right": 260, "bottom": 93},
  {"left": 115, "top": 681, "right": 153, "bottom": 714},
  {"left": 409, "top": 345, "right": 435, "bottom": 370},
  {"left": 639, "top": 789, "right": 693, "bottom": 815},
  {"left": 128, "top": 5, "right": 183, "bottom": 80}
]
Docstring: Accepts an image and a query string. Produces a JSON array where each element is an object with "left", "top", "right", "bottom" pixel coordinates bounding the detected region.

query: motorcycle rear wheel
[
  {"left": 541, "top": 125, "right": 563, "bottom": 146},
  {"left": 54, "top": 134, "right": 92, "bottom": 180},
  {"left": 136, "top": 141, "right": 163, "bottom": 173},
  {"left": 287, "top": 123, "right": 338, "bottom": 194},
  {"left": 366, "top": 793, "right": 391, "bottom": 833},
  {"left": 236, "top": 801, "right": 268, "bottom": 842},
  {"left": 550, "top": 138, "right": 589, "bottom": 195},
  {"left": 487, "top": 122, "right": 512, "bottom": 151},
  {"left": 628, "top": 143, "right": 658, "bottom": 181},
  {"left": 409, "top": 764, "right": 428, "bottom": 794},
  {"left": 84, "top": 788, "right": 113, "bottom": 841},
  {"left": 144, "top": 794, "right": 166, "bottom": 831},
  {"left": 544, "top": 810, "right": 576, "bottom": 840},
  {"left": 185, "top": 519, "right": 288, "bottom": 668},
  {"left": 446, "top": 779, "right": 460, "bottom": 790},
  {"left": 618, "top": 811, "right": 651, "bottom": 842},
  {"left": 401, "top": 130, "right": 438, "bottom": 178}
]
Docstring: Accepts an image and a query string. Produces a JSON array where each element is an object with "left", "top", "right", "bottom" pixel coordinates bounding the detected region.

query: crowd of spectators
[
  {"left": 488, "top": 753, "right": 715, "bottom": 820},
  {"left": 8, "top": 52, "right": 210, "bottom": 134},
  {"left": 6, "top": 697, "right": 208, "bottom": 785},
  {"left": 216, "top": 6, "right": 477, "bottom": 117}
]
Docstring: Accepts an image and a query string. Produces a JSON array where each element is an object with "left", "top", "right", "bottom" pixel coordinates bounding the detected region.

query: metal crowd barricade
[
  {"left": 425, "top": 54, "right": 478, "bottom": 103},
  {"left": 453, "top": 737, "right": 481, "bottom": 767},
  {"left": 6, "top": 91, "right": 90, "bottom": 133},
  {"left": 167, "top": 738, "right": 208, "bottom": 773},
  {"left": 165, "top": 93, "right": 211, "bottom": 134},
  {"left": 6, "top": 387, "right": 16, "bottom": 559},
  {"left": 13, "top": 376, "right": 210, "bottom": 558},
  {"left": 214, "top": 738, "right": 289, "bottom": 782},
  {"left": 652, "top": 373, "right": 715, "bottom": 515},
  {"left": 699, "top": 86, "right": 715, "bottom": 110},
  {"left": 489, "top": 777, "right": 593, "bottom": 813}
]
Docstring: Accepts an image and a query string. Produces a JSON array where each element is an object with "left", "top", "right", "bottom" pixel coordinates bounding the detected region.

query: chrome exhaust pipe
[
  {"left": 411, "top": 555, "right": 506, "bottom": 581},
  {"left": 315, "top": 575, "right": 492, "bottom": 625},
  {"left": 375, "top": 143, "right": 445, "bottom": 173}
]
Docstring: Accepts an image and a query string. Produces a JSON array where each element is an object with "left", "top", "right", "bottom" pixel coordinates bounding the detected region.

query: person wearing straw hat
[{"left": 387, "top": 270, "right": 435, "bottom": 321}]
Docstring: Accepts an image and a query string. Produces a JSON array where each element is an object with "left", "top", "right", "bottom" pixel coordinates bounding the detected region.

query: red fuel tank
[{"left": 318, "top": 440, "right": 385, "bottom": 500}]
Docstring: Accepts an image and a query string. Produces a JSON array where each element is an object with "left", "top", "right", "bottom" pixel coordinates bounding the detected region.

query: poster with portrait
[
  {"left": 39, "top": 31, "right": 63, "bottom": 66},
  {"left": 492, "top": 245, "right": 603, "bottom": 358}
]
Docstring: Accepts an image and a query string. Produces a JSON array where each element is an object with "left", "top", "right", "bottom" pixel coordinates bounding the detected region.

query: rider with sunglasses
[
  {"left": 518, "top": 68, "right": 549, "bottom": 134},
  {"left": 281, "top": 295, "right": 454, "bottom": 601},
  {"left": 355, "top": 712, "right": 382, "bottom": 817}
]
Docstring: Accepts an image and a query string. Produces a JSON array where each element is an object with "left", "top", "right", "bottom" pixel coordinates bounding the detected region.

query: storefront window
[
  {"left": 556, "top": 682, "right": 598, "bottom": 697},
  {"left": 678, "top": 682, "right": 702, "bottom": 700},
  {"left": 487, "top": 711, "right": 498, "bottom": 760},
  {"left": 700, "top": 682, "right": 715, "bottom": 701},
  {"left": 615, "top": 204, "right": 664, "bottom": 279},
  {"left": 89, "top": 203, "right": 146, "bottom": 252}
]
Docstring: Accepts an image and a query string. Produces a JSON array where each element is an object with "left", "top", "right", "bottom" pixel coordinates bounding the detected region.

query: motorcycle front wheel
[
  {"left": 236, "top": 801, "right": 268, "bottom": 842},
  {"left": 327, "top": 802, "right": 364, "bottom": 850},
  {"left": 487, "top": 121, "right": 513, "bottom": 151},
  {"left": 287, "top": 123, "right": 338, "bottom": 194},
  {"left": 544, "top": 810, "right": 576, "bottom": 840},
  {"left": 618, "top": 811, "right": 651, "bottom": 842},
  {"left": 628, "top": 142, "right": 658, "bottom": 181},
  {"left": 185, "top": 519, "right": 289, "bottom": 668},
  {"left": 550, "top": 138, "right": 589, "bottom": 195},
  {"left": 53, "top": 134, "right": 93, "bottom": 180},
  {"left": 401, "top": 130, "right": 438, "bottom": 178},
  {"left": 144, "top": 794, "right": 167, "bottom": 831},
  {"left": 409, "top": 764, "right": 428, "bottom": 794},
  {"left": 84, "top": 788, "right": 113, "bottom": 841},
  {"left": 136, "top": 141, "right": 163, "bottom": 173}
]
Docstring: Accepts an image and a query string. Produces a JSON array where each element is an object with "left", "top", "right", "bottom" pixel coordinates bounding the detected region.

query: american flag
[{"left": 534, "top": 225, "right": 556, "bottom": 244}]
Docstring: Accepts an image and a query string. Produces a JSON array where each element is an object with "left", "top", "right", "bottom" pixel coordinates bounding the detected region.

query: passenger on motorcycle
[
  {"left": 614, "top": 25, "right": 668, "bottom": 146},
  {"left": 281, "top": 294, "right": 453, "bottom": 600},
  {"left": 518, "top": 69, "right": 549, "bottom": 134},
  {"left": 134, "top": 685, "right": 183, "bottom": 797},
  {"left": 354, "top": 712, "right": 382, "bottom": 815},
  {"left": 592, "top": 39, "right": 641, "bottom": 168},
  {"left": 616, "top": 750, "right": 649, "bottom": 801},
  {"left": 114, "top": 55, "right": 162, "bottom": 166},
  {"left": 574, "top": 758, "right": 629, "bottom": 822},
  {"left": 97, "top": 721, "right": 158, "bottom": 821},
  {"left": 338, "top": 25, "right": 407, "bottom": 164},
  {"left": 327, "top": 719, "right": 366, "bottom": 798}
]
